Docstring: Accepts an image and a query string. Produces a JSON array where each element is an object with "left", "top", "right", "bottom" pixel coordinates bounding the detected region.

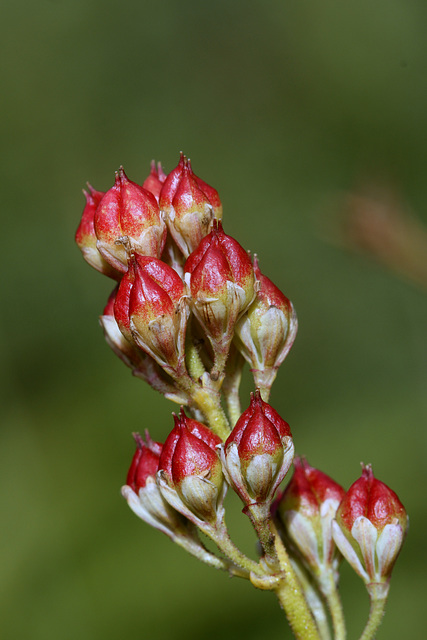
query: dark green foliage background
[{"left": 1, "top": 1, "right": 426, "bottom": 638}]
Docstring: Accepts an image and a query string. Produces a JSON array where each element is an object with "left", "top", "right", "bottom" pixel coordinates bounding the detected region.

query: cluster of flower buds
[
  {"left": 76, "top": 153, "right": 298, "bottom": 420},
  {"left": 77, "top": 154, "right": 408, "bottom": 640}
]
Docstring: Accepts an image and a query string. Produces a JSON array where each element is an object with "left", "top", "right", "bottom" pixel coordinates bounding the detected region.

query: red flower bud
[
  {"left": 158, "top": 411, "right": 224, "bottom": 523},
  {"left": 114, "top": 254, "right": 189, "bottom": 374},
  {"left": 126, "top": 432, "right": 163, "bottom": 492},
  {"left": 94, "top": 167, "right": 167, "bottom": 273},
  {"left": 184, "top": 221, "right": 255, "bottom": 357},
  {"left": 75, "top": 185, "right": 121, "bottom": 279},
  {"left": 221, "top": 390, "right": 294, "bottom": 506},
  {"left": 159, "top": 153, "right": 223, "bottom": 258},
  {"left": 122, "top": 431, "right": 189, "bottom": 538},
  {"left": 101, "top": 288, "right": 188, "bottom": 404},
  {"left": 235, "top": 257, "right": 298, "bottom": 396},
  {"left": 142, "top": 160, "right": 167, "bottom": 202},
  {"left": 277, "top": 458, "right": 345, "bottom": 576},
  {"left": 332, "top": 465, "right": 408, "bottom": 585}
]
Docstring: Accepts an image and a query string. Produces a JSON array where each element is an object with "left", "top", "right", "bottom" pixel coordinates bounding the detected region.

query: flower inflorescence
[{"left": 76, "top": 153, "right": 408, "bottom": 640}]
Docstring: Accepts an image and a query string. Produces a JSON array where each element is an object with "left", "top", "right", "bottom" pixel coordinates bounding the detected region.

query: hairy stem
[
  {"left": 318, "top": 569, "right": 346, "bottom": 640},
  {"left": 200, "top": 518, "right": 266, "bottom": 577},
  {"left": 271, "top": 522, "right": 322, "bottom": 640},
  {"left": 358, "top": 583, "right": 389, "bottom": 640}
]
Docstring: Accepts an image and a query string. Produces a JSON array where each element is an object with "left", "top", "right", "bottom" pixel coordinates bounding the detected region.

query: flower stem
[
  {"left": 318, "top": 570, "right": 346, "bottom": 640},
  {"left": 291, "top": 560, "right": 332, "bottom": 640},
  {"left": 358, "top": 583, "right": 389, "bottom": 640},
  {"left": 200, "top": 518, "right": 265, "bottom": 577},
  {"left": 271, "top": 522, "right": 321, "bottom": 640},
  {"left": 172, "top": 533, "right": 249, "bottom": 579}
]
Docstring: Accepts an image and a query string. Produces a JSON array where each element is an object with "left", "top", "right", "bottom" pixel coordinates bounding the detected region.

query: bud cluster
[
  {"left": 76, "top": 153, "right": 297, "bottom": 417},
  {"left": 77, "top": 153, "right": 408, "bottom": 640}
]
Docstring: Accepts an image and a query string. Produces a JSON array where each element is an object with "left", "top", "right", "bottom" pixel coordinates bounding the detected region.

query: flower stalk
[{"left": 76, "top": 153, "right": 408, "bottom": 640}]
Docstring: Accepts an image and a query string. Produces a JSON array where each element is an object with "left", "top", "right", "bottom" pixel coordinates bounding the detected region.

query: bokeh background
[{"left": 2, "top": 1, "right": 427, "bottom": 638}]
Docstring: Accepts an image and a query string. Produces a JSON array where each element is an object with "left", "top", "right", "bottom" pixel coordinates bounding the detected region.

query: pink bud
[
  {"left": 158, "top": 411, "right": 224, "bottom": 522},
  {"left": 129, "top": 254, "right": 188, "bottom": 372},
  {"left": 122, "top": 431, "right": 189, "bottom": 538},
  {"left": 94, "top": 167, "right": 167, "bottom": 273},
  {"left": 159, "top": 153, "right": 223, "bottom": 258},
  {"left": 184, "top": 221, "right": 255, "bottom": 358},
  {"left": 101, "top": 288, "right": 188, "bottom": 404},
  {"left": 142, "top": 160, "right": 167, "bottom": 202},
  {"left": 75, "top": 186, "right": 121, "bottom": 279},
  {"left": 332, "top": 465, "right": 408, "bottom": 585},
  {"left": 221, "top": 390, "right": 294, "bottom": 506},
  {"left": 114, "top": 254, "right": 189, "bottom": 373},
  {"left": 235, "top": 257, "right": 298, "bottom": 395},
  {"left": 126, "top": 432, "right": 163, "bottom": 492},
  {"left": 277, "top": 458, "right": 345, "bottom": 575}
]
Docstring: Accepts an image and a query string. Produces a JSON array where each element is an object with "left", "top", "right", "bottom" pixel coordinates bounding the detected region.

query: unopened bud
[
  {"left": 158, "top": 411, "right": 225, "bottom": 524},
  {"left": 101, "top": 288, "right": 188, "bottom": 404},
  {"left": 276, "top": 457, "right": 345, "bottom": 578},
  {"left": 235, "top": 257, "right": 297, "bottom": 398},
  {"left": 159, "top": 153, "right": 223, "bottom": 258},
  {"left": 75, "top": 186, "right": 121, "bottom": 279},
  {"left": 142, "top": 160, "right": 167, "bottom": 202},
  {"left": 121, "top": 432, "right": 186, "bottom": 537},
  {"left": 184, "top": 221, "right": 255, "bottom": 362},
  {"left": 332, "top": 464, "right": 408, "bottom": 586},
  {"left": 94, "top": 167, "right": 167, "bottom": 273},
  {"left": 114, "top": 254, "right": 189, "bottom": 375},
  {"left": 220, "top": 390, "right": 294, "bottom": 507}
]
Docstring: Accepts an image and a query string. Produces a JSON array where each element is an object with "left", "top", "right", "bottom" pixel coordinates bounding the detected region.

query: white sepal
[
  {"left": 219, "top": 441, "right": 252, "bottom": 504},
  {"left": 320, "top": 497, "right": 341, "bottom": 565},
  {"left": 376, "top": 522, "right": 404, "bottom": 579},
  {"left": 284, "top": 510, "right": 320, "bottom": 567},
  {"left": 351, "top": 516, "right": 378, "bottom": 580},
  {"left": 245, "top": 453, "right": 275, "bottom": 499},
  {"left": 121, "top": 481, "right": 181, "bottom": 538},
  {"left": 332, "top": 520, "right": 370, "bottom": 583}
]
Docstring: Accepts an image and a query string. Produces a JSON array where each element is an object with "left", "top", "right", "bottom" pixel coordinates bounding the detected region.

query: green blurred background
[{"left": 2, "top": 1, "right": 427, "bottom": 638}]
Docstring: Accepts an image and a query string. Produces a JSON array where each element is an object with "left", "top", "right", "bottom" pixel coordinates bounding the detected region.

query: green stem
[
  {"left": 200, "top": 519, "right": 265, "bottom": 577},
  {"left": 191, "top": 384, "right": 230, "bottom": 440},
  {"left": 271, "top": 522, "right": 321, "bottom": 640},
  {"left": 318, "top": 569, "right": 346, "bottom": 640},
  {"left": 172, "top": 533, "right": 249, "bottom": 579},
  {"left": 245, "top": 503, "right": 279, "bottom": 570},
  {"left": 291, "top": 560, "right": 332, "bottom": 640},
  {"left": 185, "top": 318, "right": 207, "bottom": 382},
  {"left": 222, "top": 346, "right": 244, "bottom": 427},
  {"left": 358, "top": 583, "right": 389, "bottom": 640}
]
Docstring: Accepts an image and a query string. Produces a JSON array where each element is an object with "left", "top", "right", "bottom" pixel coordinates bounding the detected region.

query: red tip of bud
[
  {"left": 280, "top": 457, "right": 345, "bottom": 518},
  {"left": 142, "top": 160, "right": 168, "bottom": 201},
  {"left": 126, "top": 431, "right": 163, "bottom": 492},
  {"left": 337, "top": 464, "right": 407, "bottom": 533}
]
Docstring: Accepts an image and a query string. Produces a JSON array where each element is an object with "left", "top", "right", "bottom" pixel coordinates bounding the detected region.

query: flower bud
[
  {"left": 159, "top": 153, "right": 223, "bottom": 258},
  {"left": 332, "top": 464, "right": 408, "bottom": 585},
  {"left": 142, "top": 160, "right": 167, "bottom": 202},
  {"left": 184, "top": 221, "right": 255, "bottom": 361},
  {"left": 114, "top": 254, "right": 189, "bottom": 375},
  {"left": 75, "top": 185, "right": 121, "bottom": 279},
  {"left": 220, "top": 390, "right": 294, "bottom": 507},
  {"left": 276, "top": 457, "right": 345, "bottom": 578},
  {"left": 101, "top": 288, "right": 188, "bottom": 404},
  {"left": 121, "top": 432, "right": 190, "bottom": 537},
  {"left": 94, "top": 167, "right": 167, "bottom": 273},
  {"left": 234, "top": 257, "right": 298, "bottom": 397},
  {"left": 158, "top": 411, "right": 225, "bottom": 524}
]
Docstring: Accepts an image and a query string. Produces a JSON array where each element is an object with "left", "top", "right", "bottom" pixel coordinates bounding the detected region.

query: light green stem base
[{"left": 359, "top": 583, "right": 389, "bottom": 640}]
